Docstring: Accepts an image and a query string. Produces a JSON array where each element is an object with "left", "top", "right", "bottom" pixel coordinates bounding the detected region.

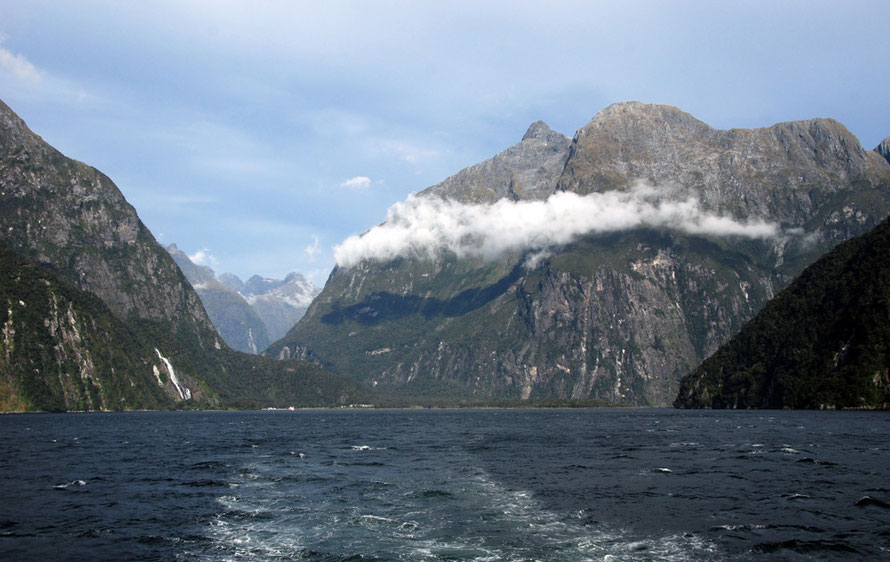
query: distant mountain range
[
  {"left": 267, "top": 102, "right": 890, "bottom": 406},
  {"left": 165, "top": 245, "right": 318, "bottom": 354},
  {"left": 0, "top": 98, "right": 370, "bottom": 411}
]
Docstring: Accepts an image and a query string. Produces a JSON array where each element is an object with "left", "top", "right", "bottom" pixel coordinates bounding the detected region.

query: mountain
[
  {"left": 674, "top": 215, "right": 890, "bottom": 409},
  {"left": 267, "top": 102, "right": 890, "bottom": 406},
  {"left": 0, "top": 100, "right": 215, "bottom": 343},
  {"left": 163, "top": 247, "right": 319, "bottom": 353},
  {"left": 240, "top": 273, "right": 319, "bottom": 343},
  {"left": 166, "top": 245, "right": 271, "bottom": 354},
  {"left": 0, "top": 98, "right": 371, "bottom": 410}
]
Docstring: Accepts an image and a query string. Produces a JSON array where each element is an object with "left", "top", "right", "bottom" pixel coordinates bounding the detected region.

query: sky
[{"left": 1, "top": 1, "right": 888, "bottom": 285}]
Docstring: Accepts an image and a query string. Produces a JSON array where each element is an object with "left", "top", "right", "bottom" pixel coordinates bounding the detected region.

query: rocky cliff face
[
  {"left": 423, "top": 121, "right": 571, "bottom": 203},
  {"left": 241, "top": 273, "right": 319, "bottom": 342},
  {"left": 877, "top": 136, "right": 890, "bottom": 165},
  {"left": 0, "top": 100, "right": 217, "bottom": 345},
  {"left": 164, "top": 246, "right": 319, "bottom": 353},
  {"left": 268, "top": 102, "right": 890, "bottom": 405}
]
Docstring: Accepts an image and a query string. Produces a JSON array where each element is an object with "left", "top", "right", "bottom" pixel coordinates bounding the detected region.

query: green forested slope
[{"left": 675, "top": 217, "right": 890, "bottom": 409}]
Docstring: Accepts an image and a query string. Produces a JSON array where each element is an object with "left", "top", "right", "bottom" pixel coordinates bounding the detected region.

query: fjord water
[{"left": 1, "top": 410, "right": 887, "bottom": 560}]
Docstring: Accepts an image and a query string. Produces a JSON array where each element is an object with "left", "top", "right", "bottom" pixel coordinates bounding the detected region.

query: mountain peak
[
  {"left": 284, "top": 272, "right": 308, "bottom": 284},
  {"left": 586, "top": 101, "right": 711, "bottom": 134},
  {"left": 876, "top": 136, "right": 890, "bottom": 166},
  {"left": 522, "top": 121, "right": 555, "bottom": 141}
]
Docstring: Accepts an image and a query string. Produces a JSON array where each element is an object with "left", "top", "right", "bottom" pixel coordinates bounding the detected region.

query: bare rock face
[
  {"left": 675, "top": 215, "right": 890, "bottom": 410},
  {"left": 166, "top": 246, "right": 320, "bottom": 353},
  {"left": 244, "top": 273, "right": 318, "bottom": 343},
  {"left": 559, "top": 101, "right": 884, "bottom": 232},
  {"left": 269, "top": 102, "right": 890, "bottom": 406},
  {"left": 166, "top": 245, "right": 271, "bottom": 354},
  {"left": 876, "top": 136, "right": 890, "bottom": 166},
  {"left": 422, "top": 121, "right": 571, "bottom": 203}
]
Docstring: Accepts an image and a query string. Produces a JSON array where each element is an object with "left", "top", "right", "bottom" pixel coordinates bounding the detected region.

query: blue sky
[{"left": 1, "top": 1, "right": 888, "bottom": 284}]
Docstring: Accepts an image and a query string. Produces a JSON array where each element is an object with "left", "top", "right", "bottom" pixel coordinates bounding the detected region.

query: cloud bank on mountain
[{"left": 333, "top": 183, "right": 779, "bottom": 268}]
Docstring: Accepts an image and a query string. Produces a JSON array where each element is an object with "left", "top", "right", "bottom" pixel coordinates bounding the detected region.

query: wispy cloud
[
  {"left": 304, "top": 235, "right": 321, "bottom": 261},
  {"left": 188, "top": 248, "right": 219, "bottom": 268},
  {"left": 340, "top": 176, "right": 372, "bottom": 190},
  {"left": 334, "top": 182, "right": 779, "bottom": 268},
  {"left": 375, "top": 139, "right": 441, "bottom": 164},
  {"left": 0, "top": 43, "right": 40, "bottom": 82}
]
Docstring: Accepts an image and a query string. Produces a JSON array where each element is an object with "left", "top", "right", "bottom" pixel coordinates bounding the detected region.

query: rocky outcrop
[
  {"left": 558, "top": 102, "right": 887, "bottom": 240},
  {"left": 876, "top": 136, "right": 890, "bottom": 166},
  {"left": 422, "top": 121, "right": 571, "bottom": 202},
  {"left": 269, "top": 102, "right": 890, "bottom": 405}
]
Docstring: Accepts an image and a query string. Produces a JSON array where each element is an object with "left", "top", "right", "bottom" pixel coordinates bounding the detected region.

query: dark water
[{"left": 1, "top": 409, "right": 888, "bottom": 560}]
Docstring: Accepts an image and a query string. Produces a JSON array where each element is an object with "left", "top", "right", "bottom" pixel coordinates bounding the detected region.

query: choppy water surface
[{"left": 1, "top": 409, "right": 888, "bottom": 560}]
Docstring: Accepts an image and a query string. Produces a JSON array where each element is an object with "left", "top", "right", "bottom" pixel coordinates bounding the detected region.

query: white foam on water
[
  {"left": 458, "top": 467, "right": 718, "bottom": 561},
  {"left": 196, "top": 453, "right": 722, "bottom": 562},
  {"left": 53, "top": 479, "right": 86, "bottom": 489},
  {"left": 205, "top": 492, "right": 307, "bottom": 560}
]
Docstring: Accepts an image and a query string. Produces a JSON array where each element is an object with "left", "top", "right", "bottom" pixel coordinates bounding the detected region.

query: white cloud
[
  {"left": 340, "top": 176, "right": 372, "bottom": 190},
  {"left": 188, "top": 248, "right": 219, "bottom": 268},
  {"left": 0, "top": 42, "right": 40, "bottom": 82},
  {"left": 375, "top": 139, "right": 442, "bottom": 164},
  {"left": 304, "top": 235, "right": 321, "bottom": 261},
  {"left": 333, "top": 182, "right": 780, "bottom": 268}
]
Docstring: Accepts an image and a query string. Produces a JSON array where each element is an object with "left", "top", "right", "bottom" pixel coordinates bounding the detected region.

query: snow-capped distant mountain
[
  {"left": 166, "top": 245, "right": 320, "bottom": 352},
  {"left": 166, "top": 245, "right": 271, "bottom": 354},
  {"left": 226, "top": 273, "right": 320, "bottom": 342}
]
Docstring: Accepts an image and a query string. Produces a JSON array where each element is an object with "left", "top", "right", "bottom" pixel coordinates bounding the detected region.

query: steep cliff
[
  {"left": 877, "top": 136, "right": 890, "bottom": 166},
  {"left": 268, "top": 103, "right": 890, "bottom": 405},
  {"left": 675, "top": 216, "right": 890, "bottom": 409},
  {"left": 0, "top": 101, "right": 216, "bottom": 345},
  {"left": 240, "top": 273, "right": 319, "bottom": 343}
]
